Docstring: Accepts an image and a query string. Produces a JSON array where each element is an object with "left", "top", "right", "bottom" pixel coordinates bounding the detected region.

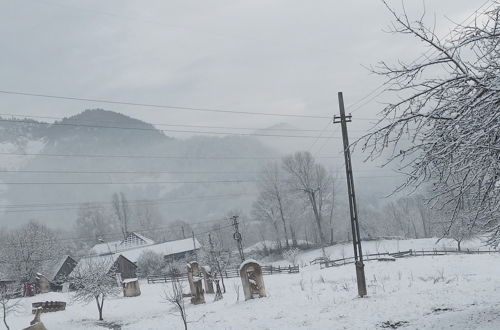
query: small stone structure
[
  {"left": 239, "top": 259, "right": 267, "bottom": 301},
  {"left": 186, "top": 262, "right": 205, "bottom": 305},
  {"left": 201, "top": 266, "right": 214, "bottom": 294},
  {"left": 122, "top": 278, "right": 141, "bottom": 297},
  {"left": 23, "top": 308, "right": 48, "bottom": 330},
  {"left": 31, "top": 301, "right": 66, "bottom": 314}
]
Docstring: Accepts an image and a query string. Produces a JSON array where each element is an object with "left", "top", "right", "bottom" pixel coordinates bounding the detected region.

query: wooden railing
[
  {"left": 147, "top": 264, "right": 299, "bottom": 284},
  {"left": 318, "top": 248, "right": 499, "bottom": 269}
]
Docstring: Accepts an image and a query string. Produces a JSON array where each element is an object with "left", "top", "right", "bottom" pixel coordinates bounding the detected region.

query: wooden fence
[
  {"left": 319, "top": 248, "right": 499, "bottom": 269},
  {"left": 147, "top": 264, "right": 299, "bottom": 284}
]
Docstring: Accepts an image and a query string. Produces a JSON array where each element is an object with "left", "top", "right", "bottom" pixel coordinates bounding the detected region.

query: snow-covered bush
[
  {"left": 137, "top": 250, "right": 165, "bottom": 277},
  {"left": 282, "top": 248, "right": 300, "bottom": 265}
]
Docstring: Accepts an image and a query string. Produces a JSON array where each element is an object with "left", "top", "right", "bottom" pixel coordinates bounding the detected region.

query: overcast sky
[{"left": 0, "top": 0, "right": 482, "bottom": 145}]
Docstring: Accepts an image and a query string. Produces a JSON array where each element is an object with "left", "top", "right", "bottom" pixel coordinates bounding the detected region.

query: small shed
[{"left": 122, "top": 278, "right": 141, "bottom": 297}]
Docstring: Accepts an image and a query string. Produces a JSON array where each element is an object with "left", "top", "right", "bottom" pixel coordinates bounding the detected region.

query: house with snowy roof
[
  {"left": 90, "top": 232, "right": 156, "bottom": 255},
  {"left": 89, "top": 232, "right": 201, "bottom": 263},
  {"left": 69, "top": 254, "right": 137, "bottom": 282},
  {"left": 36, "top": 255, "right": 78, "bottom": 293}
]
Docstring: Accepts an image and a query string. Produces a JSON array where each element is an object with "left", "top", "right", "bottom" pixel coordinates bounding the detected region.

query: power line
[
  {"left": 0, "top": 117, "right": 348, "bottom": 139},
  {"left": 0, "top": 167, "right": 394, "bottom": 175},
  {"left": 0, "top": 151, "right": 343, "bottom": 160},
  {"left": 0, "top": 169, "right": 259, "bottom": 175},
  {"left": 0, "top": 179, "right": 257, "bottom": 185},
  {"left": 0, "top": 90, "right": 332, "bottom": 119},
  {"left": 0, "top": 221, "right": 235, "bottom": 249},
  {"left": 0, "top": 193, "right": 254, "bottom": 210},
  {"left": 0, "top": 112, "right": 366, "bottom": 133}
]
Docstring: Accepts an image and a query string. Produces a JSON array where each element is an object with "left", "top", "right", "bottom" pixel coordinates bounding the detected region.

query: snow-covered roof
[
  {"left": 117, "top": 238, "right": 201, "bottom": 263},
  {"left": 90, "top": 232, "right": 156, "bottom": 256},
  {"left": 90, "top": 240, "right": 122, "bottom": 255},
  {"left": 69, "top": 254, "right": 120, "bottom": 278},
  {"left": 0, "top": 270, "right": 14, "bottom": 282},
  {"left": 43, "top": 255, "right": 74, "bottom": 281},
  {"left": 122, "top": 277, "right": 138, "bottom": 284}
]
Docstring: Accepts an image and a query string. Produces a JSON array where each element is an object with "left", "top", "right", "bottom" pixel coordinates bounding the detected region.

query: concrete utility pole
[
  {"left": 231, "top": 215, "right": 245, "bottom": 262},
  {"left": 334, "top": 92, "right": 367, "bottom": 297}
]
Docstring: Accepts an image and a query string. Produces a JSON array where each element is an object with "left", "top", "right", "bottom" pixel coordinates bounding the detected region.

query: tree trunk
[
  {"left": 290, "top": 224, "right": 297, "bottom": 247},
  {"left": 96, "top": 295, "right": 104, "bottom": 321},
  {"left": 309, "top": 191, "right": 325, "bottom": 248},
  {"left": 3, "top": 303, "right": 10, "bottom": 330},
  {"left": 457, "top": 240, "right": 462, "bottom": 252},
  {"left": 276, "top": 193, "right": 290, "bottom": 249}
]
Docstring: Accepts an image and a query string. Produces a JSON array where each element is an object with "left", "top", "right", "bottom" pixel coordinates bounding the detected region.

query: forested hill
[{"left": 0, "top": 109, "right": 278, "bottom": 227}]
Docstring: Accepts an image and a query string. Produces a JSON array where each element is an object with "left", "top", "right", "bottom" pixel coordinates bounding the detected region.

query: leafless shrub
[
  {"left": 164, "top": 279, "right": 188, "bottom": 330},
  {"left": 0, "top": 284, "right": 22, "bottom": 330}
]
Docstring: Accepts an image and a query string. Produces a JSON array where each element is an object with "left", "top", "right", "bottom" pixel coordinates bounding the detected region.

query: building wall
[{"left": 115, "top": 256, "right": 137, "bottom": 279}]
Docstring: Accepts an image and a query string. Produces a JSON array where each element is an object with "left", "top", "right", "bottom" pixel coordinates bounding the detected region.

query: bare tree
[
  {"left": 133, "top": 203, "right": 163, "bottom": 241},
  {"left": 112, "top": 192, "right": 130, "bottom": 240},
  {"left": 71, "top": 257, "right": 121, "bottom": 321},
  {"left": 3, "top": 221, "right": 62, "bottom": 285},
  {"left": 75, "top": 202, "right": 117, "bottom": 247},
  {"left": 199, "top": 231, "right": 232, "bottom": 294},
  {"left": 164, "top": 279, "right": 188, "bottom": 330},
  {"left": 252, "top": 194, "right": 283, "bottom": 251},
  {"left": 282, "top": 151, "right": 334, "bottom": 250},
  {"left": 0, "top": 284, "right": 21, "bottom": 330},
  {"left": 256, "top": 162, "right": 292, "bottom": 249},
  {"left": 361, "top": 2, "right": 500, "bottom": 246}
]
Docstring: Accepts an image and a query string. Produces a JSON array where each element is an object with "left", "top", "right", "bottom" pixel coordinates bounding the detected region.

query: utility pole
[
  {"left": 231, "top": 215, "right": 245, "bottom": 262},
  {"left": 192, "top": 231, "right": 198, "bottom": 262},
  {"left": 334, "top": 91, "right": 367, "bottom": 297}
]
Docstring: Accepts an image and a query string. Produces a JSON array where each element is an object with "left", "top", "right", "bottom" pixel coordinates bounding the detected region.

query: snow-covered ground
[{"left": 7, "top": 238, "right": 500, "bottom": 330}]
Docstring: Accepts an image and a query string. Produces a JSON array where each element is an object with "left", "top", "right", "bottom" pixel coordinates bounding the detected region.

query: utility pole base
[{"left": 355, "top": 261, "right": 367, "bottom": 297}]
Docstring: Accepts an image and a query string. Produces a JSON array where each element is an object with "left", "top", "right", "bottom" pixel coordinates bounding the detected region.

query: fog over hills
[
  {"left": 0, "top": 109, "right": 278, "bottom": 228},
  {"left": 0, "top": 109, "right": 405, "bottom": 229}
]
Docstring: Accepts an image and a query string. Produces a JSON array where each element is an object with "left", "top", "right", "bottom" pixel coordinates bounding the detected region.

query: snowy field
[{"left": 7, "top": 239, "right": 500, "bottom": 330}]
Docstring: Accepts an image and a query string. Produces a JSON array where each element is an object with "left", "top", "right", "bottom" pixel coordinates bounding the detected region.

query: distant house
[
  {"left": 90, "top": 232, "right": 155, "bottom": 255},
  {"left": 37, "top": 255, "right": 78, "bottom": 292},
  {"left": 70, "top": 254, "right": 137, "bottom": 281},
  {"left": 0, "top": 270, "right": 15, "bottom": 288},
  {"left": 90, "top": 232, "right": 201, "bottom": 263},
  {"left": 119, "top": 237, "right": 202, "bottom": 263}
]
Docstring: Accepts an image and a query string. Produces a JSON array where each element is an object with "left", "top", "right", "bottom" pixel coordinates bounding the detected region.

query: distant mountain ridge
[{"left": 0, "top": 109, "right": 278, "bottom": 227}]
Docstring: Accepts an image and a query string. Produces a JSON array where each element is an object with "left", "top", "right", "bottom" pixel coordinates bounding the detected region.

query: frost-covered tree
[
  {"left": 2, "top": 221, "right": 62, "bottom": 284},
  {"left": 361, "top": 2, "right": 500, "bottom": 246},
  {"left": 254, "top": 162, "right": 293, "bottom": 249},
  {"left": 71, "top": 257, "right": 121, "bottom": 321},
  {"left": 282, "top": 151, "right": 334, "bottom": 249}
]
